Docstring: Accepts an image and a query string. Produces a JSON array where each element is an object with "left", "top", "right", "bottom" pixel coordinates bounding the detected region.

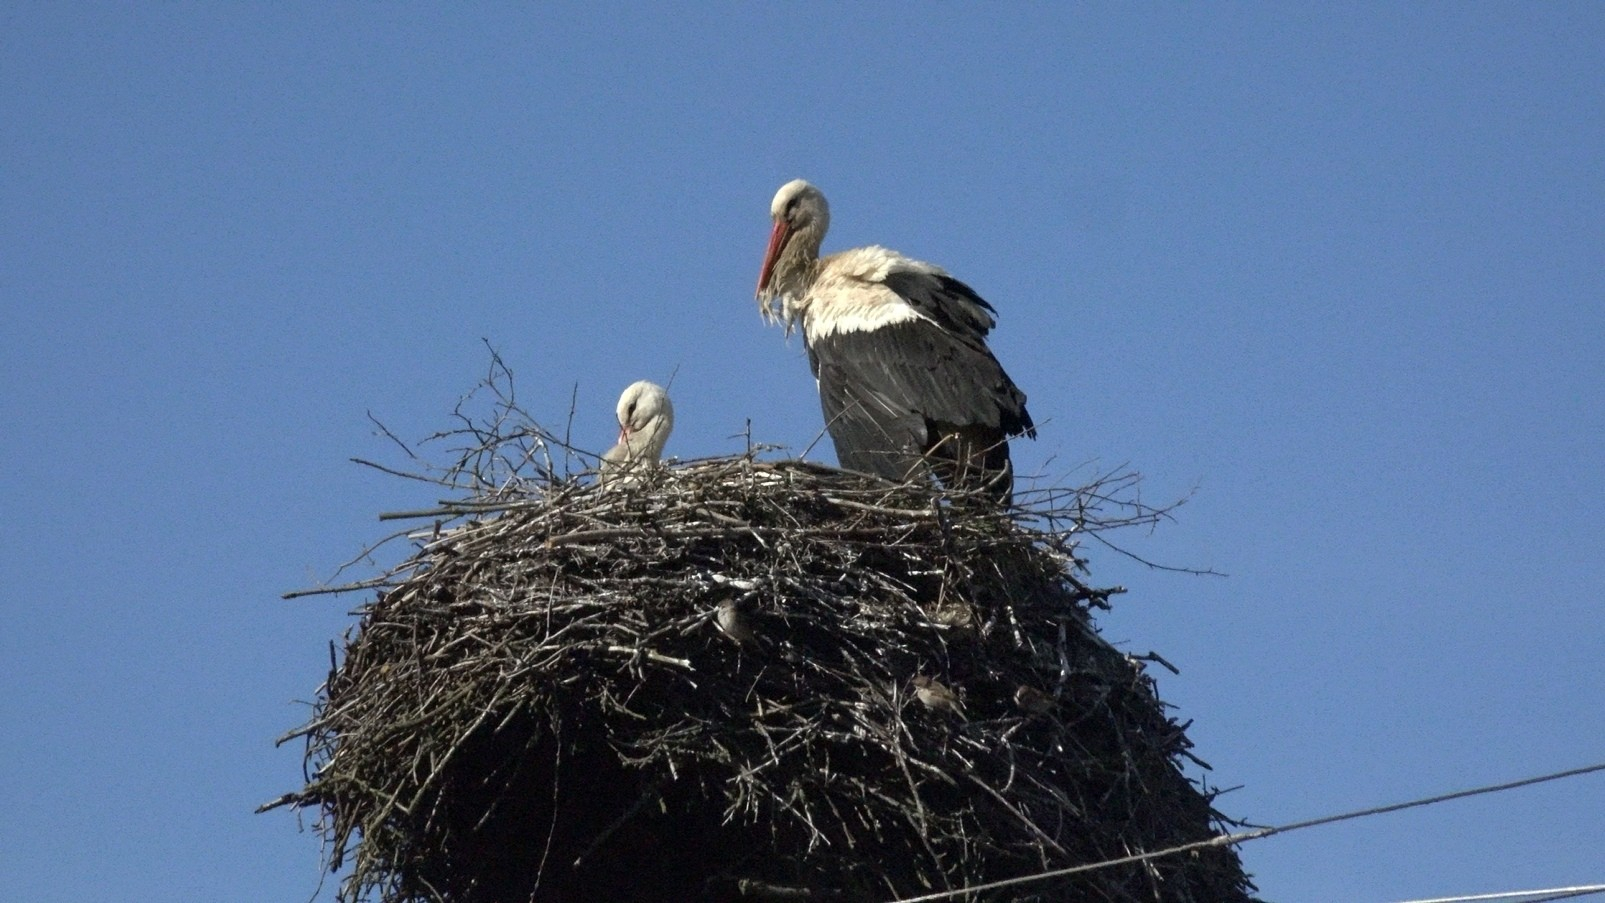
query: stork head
[
  {"left": 615, "top": 380, "right": 674, "bottom": 459},
  {"left": 600, "top": 380, "right": 674, "bottom": 485},
  {"left": 757, "top": 179, "right": 830, "bottom": 323}
]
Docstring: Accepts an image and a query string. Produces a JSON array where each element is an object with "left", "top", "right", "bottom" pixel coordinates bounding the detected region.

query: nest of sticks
[{"left": 267, "top": 362, "right": 1258, "bottom": 903}]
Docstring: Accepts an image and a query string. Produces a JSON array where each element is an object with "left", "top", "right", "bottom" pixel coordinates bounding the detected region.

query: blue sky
[{"left": 3, "top": 5, "right": 1602, "bottom": 901}]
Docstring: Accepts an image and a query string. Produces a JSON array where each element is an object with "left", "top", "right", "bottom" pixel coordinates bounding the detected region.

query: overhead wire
[
  {"left": 886, "top": 760, "right": 1605, "bottom": 903},
  {"left": 1387, "top": 884, "right": 1605, "bottom": 903},
  {"left": 1524, "top": 888, "right": 1605, "bottom": 903}
]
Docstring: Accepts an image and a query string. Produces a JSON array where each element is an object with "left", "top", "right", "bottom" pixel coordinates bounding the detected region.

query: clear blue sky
[{"left": 3, "top": 5, "right": 1602, "bottom": 901}]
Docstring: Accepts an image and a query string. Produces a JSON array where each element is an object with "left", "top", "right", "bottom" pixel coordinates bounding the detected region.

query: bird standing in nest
[
  {"left": 600, "top": 381, "right": 674, "bottom": 487},
  {"left": 911, "top": 675, "right": 967, "bottom": 720},
  {"left": 715, "top": 599, "right": 758, "bottom": 646},
  {"left": 755, "top": 179, "right": 1035, "bottom": 502},
  {"left": 1013, "top": 685, "right": 1056, "bottom": 715}
]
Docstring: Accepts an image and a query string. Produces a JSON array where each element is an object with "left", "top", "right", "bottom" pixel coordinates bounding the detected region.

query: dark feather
[
  {"left": 880, "top": 270, "right": 998, "bottom": 342},
  {"left": 807, "top": 317, "right": 1032, "bottom": 499}
]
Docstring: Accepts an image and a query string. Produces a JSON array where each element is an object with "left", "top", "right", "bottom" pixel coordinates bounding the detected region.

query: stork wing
[
  {"left": 811, "top": 348, "right": 928, "bottom": 481},
  {"left": 808, "top": 315, "right": 1033, "bottom": 482},
  {"left": 880, "top": 269, "right": 998, "bottom": 343}
]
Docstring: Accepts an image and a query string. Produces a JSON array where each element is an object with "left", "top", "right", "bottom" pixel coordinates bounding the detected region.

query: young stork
[
  {"left": 755, "top": 179, "right": 1035, "bottom": 501},
  {"left": 599, "top": 380, "right": 673, "bottom": 486}
]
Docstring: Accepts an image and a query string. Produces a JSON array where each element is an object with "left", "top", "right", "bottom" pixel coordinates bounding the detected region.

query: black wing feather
[
  {"left": 800, "top": 264, "right": 1034, "bottom": 498},
  {"left": 811, "top": 348, "right": 928, "bottom": 481},
  {"left": 881, "top": 270, "right": 997, "bottom": 342},
  {"left": 807, "top": 318, "right": 1034, "bottom": 482}
]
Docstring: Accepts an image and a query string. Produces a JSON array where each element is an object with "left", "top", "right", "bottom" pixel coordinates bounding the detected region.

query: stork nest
[{"left": 266, "top": 362, "right": 1258, "bottom": 903}]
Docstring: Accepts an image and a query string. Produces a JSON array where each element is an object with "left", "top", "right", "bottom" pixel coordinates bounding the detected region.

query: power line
[
  {"left": 887, "top": 760, "right": 1605, "bottom": 903},
  {"left": 1503, "top": 889, "right": 1605, "bottom": 903},
  {"left": 1388, "top": 884, "right": 1605, "bottom": 903},
  {"left": 1526, "top": 889, "right": 1605, "bottom": 903}
]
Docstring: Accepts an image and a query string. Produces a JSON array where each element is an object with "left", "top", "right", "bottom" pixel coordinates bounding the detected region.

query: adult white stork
[
  {"left": 755, "top": 179, "right": 1035, "bottom": 500},
  {"left": 599, "top": 380, "right": 674, "bottom": 486}
]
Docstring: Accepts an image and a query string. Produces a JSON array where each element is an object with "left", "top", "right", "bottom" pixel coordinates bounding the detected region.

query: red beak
[{"left": 756, "top": 219, "right": 789, "bottom": 297}]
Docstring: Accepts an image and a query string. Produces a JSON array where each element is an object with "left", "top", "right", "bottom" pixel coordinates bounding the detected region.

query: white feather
[{"left": 802, "top": 247, "right": 937, "bottom": 340}]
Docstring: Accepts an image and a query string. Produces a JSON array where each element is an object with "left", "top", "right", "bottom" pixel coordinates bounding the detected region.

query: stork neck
[
  {"left": 758, "top": 215, "right": 828, "bottom": 330},
  {"left": 778, "top": 252, "right": 822, "bottom": 297},
  {"left": 637, "top": 414, "right": 672, "bottom": 460}
]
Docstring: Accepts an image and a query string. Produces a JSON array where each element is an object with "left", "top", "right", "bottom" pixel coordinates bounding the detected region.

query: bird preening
[
  {"left": 755, "top": 179, "right": 1035, "bottom": 502},
  {"left": 599, "top": 380, "right": 674, "bottom": 487}
]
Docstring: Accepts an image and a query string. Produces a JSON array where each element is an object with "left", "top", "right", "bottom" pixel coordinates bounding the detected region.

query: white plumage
[
  {"left": 755, "top": 179, "right": 1034, "bottom": 500},
  {"left": 600, "top": 381, "right": 674, "bottom": 486}
]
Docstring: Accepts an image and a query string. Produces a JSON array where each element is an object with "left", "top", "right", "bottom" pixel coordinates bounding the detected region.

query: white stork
[
  {"left": 599, "top": 380, "right": 674, "bottom": 486},
  {"left": 755, "top": 179, "right": 1035, "bottom": 500}
]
